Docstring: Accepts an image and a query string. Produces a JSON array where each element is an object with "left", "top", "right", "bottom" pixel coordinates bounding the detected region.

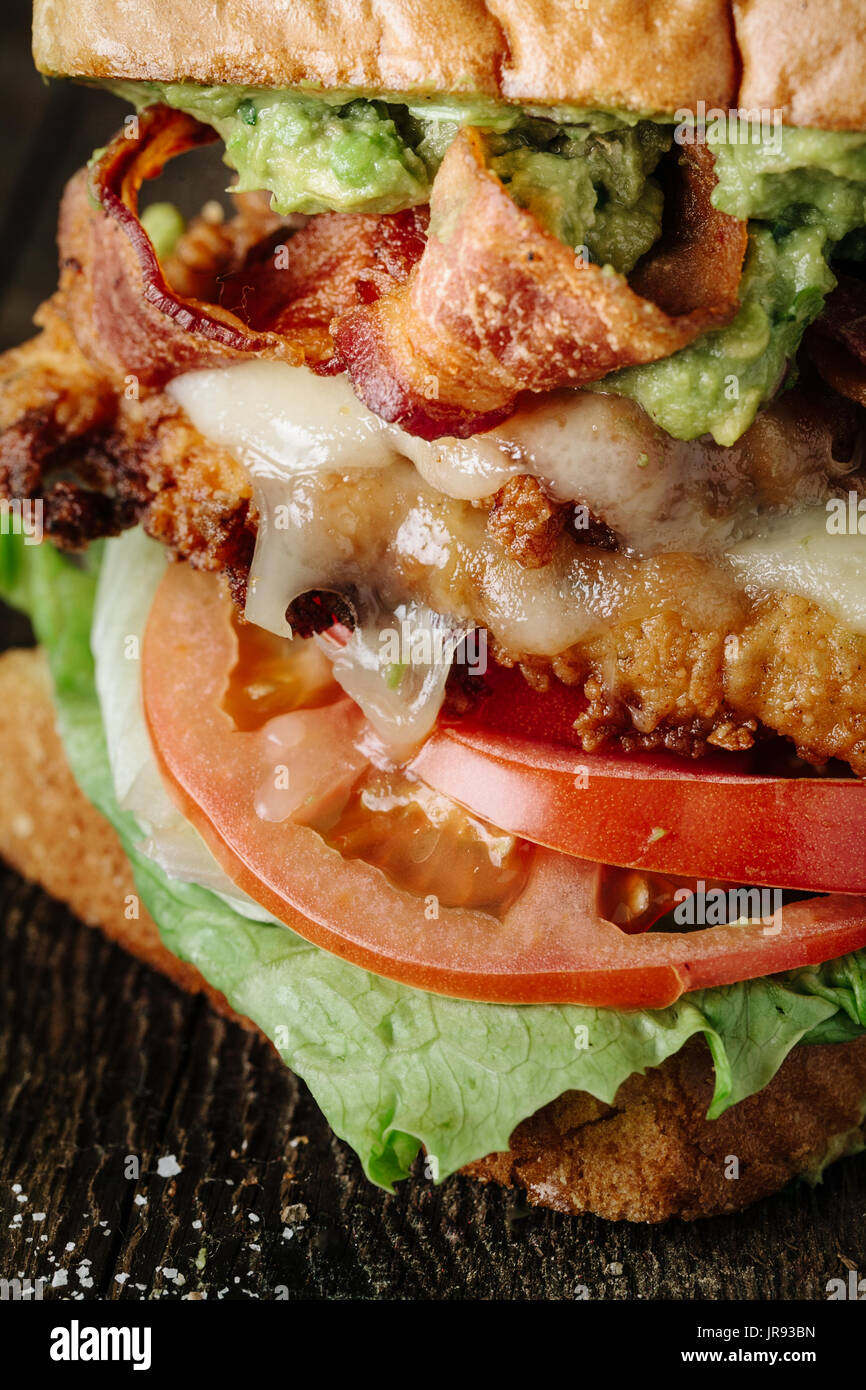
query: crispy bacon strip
[
  {"left": 218, "top": 207, "right": 428, "bottom": 367},
  {"left": 332, "top": 130, "right": 748, "bottom": 440},
  {"left": 56, "top": 106, "right": 302, "bottom": 386},
  {"left": 806, "top": 275, "right": 866, "bottom": 407},
  {"left": 58, "top": 105, "right": 429, "bottom": 387},
  {"left": 54, "top": 107, "right": 747, "bottom": 440},
  {"left": 628, "top": 144, "right": 750, "bottom": 315}
]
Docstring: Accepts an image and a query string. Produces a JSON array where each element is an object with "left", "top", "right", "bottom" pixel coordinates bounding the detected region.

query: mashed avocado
[
  {"left": 152, "top": 84, "right": 434, "bottom": 216},
  {"left": 486, "top": 123, "right": 670, "bottom": 272},
  {"left": 110, "top": 80, "right": 665, "bottom": 270},
  {"left": 140, "top": 200, "right": 185, "bottom": 259},
  {"left": 605, "top": 224, "right": 835, "bottom": 445},
  {"left": 607, "top": 126, "right": 866, "bottom": 443},
  {"left": 108, "top": 82, "right": 866, "bottom": 443},
  {"left": 112, "top": 81, "right": 521, "bottom": 215}
]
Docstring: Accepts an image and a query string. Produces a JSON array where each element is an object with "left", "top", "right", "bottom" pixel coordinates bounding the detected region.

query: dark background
[{"left": 1, "top": 0, "right": 865, "bottom": 1302}]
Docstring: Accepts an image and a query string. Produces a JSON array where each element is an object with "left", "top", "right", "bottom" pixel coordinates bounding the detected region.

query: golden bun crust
[
  {"left": 34, "top": 0, "right": 865, "bottom": 127},
  {"left": 32, "top": 0, "right": 866, "bottom": 125},
  {"left": 1, "top": 645, "right": 864, "bottom": 1221},
  {"left": 32, "top": 0, "right": 509, "bottom": 98},
  {"left": 491, "top": 0, "right": 734, "bottom": 112},
  {"left": 734, "top": 0, "right": 866, "bottom": 131}
]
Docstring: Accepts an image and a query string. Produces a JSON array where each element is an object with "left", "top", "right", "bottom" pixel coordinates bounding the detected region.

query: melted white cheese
[
  {"left": 317, "top": 600, "right": 473, "bottom": 760},
  {"left": 169, "top": 361, "right": 400, "bottom": 476},
  {"left": 726, "top": 505, "right": 866, "bottom": 633},
  {"left": 170, "top": 360, "right": 856, "bottom": 550},
  {"left": 168, "top": 361, "right": 866, "bottom": 648},
  {"left": 231, "top": 461, "right": 666, "bottom": 656}
]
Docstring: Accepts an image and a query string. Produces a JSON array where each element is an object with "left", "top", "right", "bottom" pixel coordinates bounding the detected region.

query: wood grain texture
[
  {"left": 2, "top": 842, "right": 866, "bottom": 1301},
  {"left": 1, "top": 0, "right": 866, "bottom": 1300}
]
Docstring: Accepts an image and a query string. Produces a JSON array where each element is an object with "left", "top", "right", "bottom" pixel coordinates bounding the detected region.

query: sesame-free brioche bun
[
  {"left": 1, "top": 646, "right": 864, "bottom": 1222},
  {"left": 31, "top": 0, "right": 866, "bottom": 129}
]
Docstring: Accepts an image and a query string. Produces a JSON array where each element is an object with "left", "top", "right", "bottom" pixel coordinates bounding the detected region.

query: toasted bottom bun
[{"left": 1, "top": 646, "right": 864, "bottom": 1222}]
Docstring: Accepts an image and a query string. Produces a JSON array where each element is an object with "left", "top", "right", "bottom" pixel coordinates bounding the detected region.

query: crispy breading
[
  {"left": 486, "top": 474, "right": 567, "bottom": 569},
  {"left": 543, "top": 597, "right": 866, "bottom": 770},
  {"left": 465, "top": 1034, "right": 866, "bottom": 1222},
  {"left": 0, "top": 301, "right": 254, "bottom": 564},
  {"left": 4, "top": 301, "right": 866, "bottom": 772},
  {"left": 726, "top": 594, "right": 866, "bottom": 769},
  {"left": 576, "top": 596, "right": 866, "bottom": 770},
  {"left": 0, "top": 303, "right": 109, "bottom": 437}
]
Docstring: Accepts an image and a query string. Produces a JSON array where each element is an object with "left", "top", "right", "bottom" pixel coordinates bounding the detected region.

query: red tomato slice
[
  {"left": 410, "top": 665, "right": 866, "bottom": 893},
  {"left": 142, "top": 564, "right": 866, "bottom": 1008}
]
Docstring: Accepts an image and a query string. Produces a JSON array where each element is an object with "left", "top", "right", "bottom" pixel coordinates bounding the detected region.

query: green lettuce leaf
[{"left": 2, "top": 532, "right": 865, "bottom": 1187}]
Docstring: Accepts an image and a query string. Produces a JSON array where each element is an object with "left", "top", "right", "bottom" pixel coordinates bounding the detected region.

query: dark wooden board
[
  {"left": 2, "top": 824, "right": 866, "bottom": 1303},
  {"left": 1, "top": 0, "right": 865, "bottom": 1301}
]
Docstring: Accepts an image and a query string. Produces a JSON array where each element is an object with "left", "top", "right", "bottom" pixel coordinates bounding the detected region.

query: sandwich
[{"left": 2, "top": 0, "right": 866, "bottom": 1223}]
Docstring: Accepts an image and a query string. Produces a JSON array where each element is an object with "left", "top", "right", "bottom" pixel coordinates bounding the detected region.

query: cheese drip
[{"left": 168, "top": 361, "right": 866, "bottom": 665}]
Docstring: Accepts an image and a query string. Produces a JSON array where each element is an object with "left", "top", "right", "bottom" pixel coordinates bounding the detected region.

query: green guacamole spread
[
  {"left": 608, "top": 128, "right": 866, "bottom": 444},
  {"left": 113, "top": 81, "right": 664, "bottom": 272},
  {"left": 108, "top": 82, "right": 866, "bottom": 444}
]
